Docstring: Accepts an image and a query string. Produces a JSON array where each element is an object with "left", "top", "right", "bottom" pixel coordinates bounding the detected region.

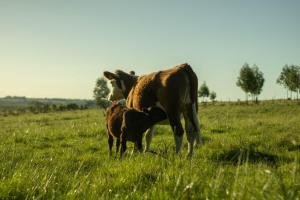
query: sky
[{"left": 0, "top": 0, "right": 300, "bottom": 100}]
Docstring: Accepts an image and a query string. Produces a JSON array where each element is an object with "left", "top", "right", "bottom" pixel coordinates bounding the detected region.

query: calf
[{"left": 105, "top": 102, "right": 166, "bottom": 158}]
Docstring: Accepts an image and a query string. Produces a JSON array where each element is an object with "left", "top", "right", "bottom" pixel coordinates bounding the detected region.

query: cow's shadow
[{"left": 214, "top": 146, "right": 282, "bottom": 165}]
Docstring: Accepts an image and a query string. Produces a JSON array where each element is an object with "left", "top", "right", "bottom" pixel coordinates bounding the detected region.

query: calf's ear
[{"left": 103, "top": 71, "right": 119, "bottom": 80}]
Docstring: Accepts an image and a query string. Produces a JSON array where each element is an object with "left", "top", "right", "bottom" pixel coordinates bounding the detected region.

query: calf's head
[
  {"left": 103, "top": 70, "right": 137, "bottom": 101},
  {"left": 121, "top": 106, "right": 167, "bottom": 142},
  {"left": 143, "top": 107, "right": 167, "bottom": 124}
]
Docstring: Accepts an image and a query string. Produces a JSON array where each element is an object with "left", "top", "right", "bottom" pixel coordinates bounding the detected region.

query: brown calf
[{"left": 105, "top": 102, "right": 166, "bottom": 158}]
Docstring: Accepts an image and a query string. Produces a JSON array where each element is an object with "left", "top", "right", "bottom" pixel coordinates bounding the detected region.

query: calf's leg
[
  {"left": 144, "top": 126, "right": 154, "bottom": 152},
  {"left": 108, "top": 135, "right": 114, "bottom": 156},
  {"left": 120, "top": 135, "right": 127, "bottom": 159}
]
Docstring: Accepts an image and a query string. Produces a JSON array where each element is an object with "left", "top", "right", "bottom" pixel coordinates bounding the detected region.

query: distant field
[
  {"left": 0, "top": 97, "right": 94, "bottom": 107},
  {"left": 0, "top": 102, "right": 299, "bottom": 199}
]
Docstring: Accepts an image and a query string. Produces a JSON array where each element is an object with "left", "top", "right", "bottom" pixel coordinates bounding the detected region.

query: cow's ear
[
  {"left": 103, "top": 71, "right": 119, "bottom": 80},
  {"left": 129, "top": 71, "right": 135, "bottom": 75}
]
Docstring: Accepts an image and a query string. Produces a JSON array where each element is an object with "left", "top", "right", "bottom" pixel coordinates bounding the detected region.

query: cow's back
[{"left": 126, "top": 63, "right": 194, "bottom": 112}]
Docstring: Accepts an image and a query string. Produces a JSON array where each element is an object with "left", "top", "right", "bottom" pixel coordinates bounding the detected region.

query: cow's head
[{"left": 103, "top": 70, "right": 137, "bottom": 101}]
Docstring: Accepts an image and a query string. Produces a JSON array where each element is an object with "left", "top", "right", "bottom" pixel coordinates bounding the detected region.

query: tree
[
  {"left": 277, "top": 64, "right": 293, "bottom": 99},
  {"left": 209, "top": 91, "right": 217, "bottom": 102},
  {"left": 288, "top": 65, "right": 300, "bottom": 100},
  {"left": 93, "top": 77, "right": 110, "bottom": 107},
  {"left": 252, "top": 65, "right": 265, "bottom": 103},
  {"left": 277, "top": 65, "right": 300, "bottom": 100},
  {"left": 198, "top": 82, "right": 210, "bottom": 102},
  {"left": 237, "top": 63, "right": 255, "bottom": 101},
  {"left": 276, "top": 65, "right": 300, "bottom": 99},
  {"left": 236, "top": 63, "right": 264, "bottom": 103}
]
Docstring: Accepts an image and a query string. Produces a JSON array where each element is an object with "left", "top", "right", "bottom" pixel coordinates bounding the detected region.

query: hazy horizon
[{"left": 1, "top": 1, "right": 300, "bottom": 101}]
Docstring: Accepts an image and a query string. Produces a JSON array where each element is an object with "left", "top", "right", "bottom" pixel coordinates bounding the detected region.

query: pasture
[{"left": 0, "top": 101, "right": 299, "bottom": 199}]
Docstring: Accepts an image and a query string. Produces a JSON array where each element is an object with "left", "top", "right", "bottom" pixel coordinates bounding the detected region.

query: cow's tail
[
  {"left": 182, "top": 64, "right": 199, "bottom": 112},
  {"left": 182, "top": 64, "right": 201, "bottom": 135}
]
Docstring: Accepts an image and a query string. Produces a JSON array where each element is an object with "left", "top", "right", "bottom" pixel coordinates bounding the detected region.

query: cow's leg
[
  {"left": 120, "top": 139, "right": 127, "bottom": 159},
  {"left": 144, "top": 126, "right": 155, "bottom": 152},
  {"left": 136, "top": 139, "right": 143, "bottom": 153},
  {"left": 192, "top": 103, "right": 202, "bottom": 147},
  {"left": 168, "top": 113, "right": 184, "bottom": 154},
  {"left": 183, "top": 103, "right": 202, "bottom": 157},
  {"left": 116, "top": 138, "right": 120, "bottom": 153},
  {"left": 108, "top": 135, "right": 114, "bottom": 156}
]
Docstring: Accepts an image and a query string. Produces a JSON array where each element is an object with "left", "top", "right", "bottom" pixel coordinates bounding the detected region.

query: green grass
[{"left": 0, "top": 102, "right": 299, "bottom": 199}]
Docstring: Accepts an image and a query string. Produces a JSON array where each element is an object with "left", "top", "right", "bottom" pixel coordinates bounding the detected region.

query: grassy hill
[{"left": 0, "top": 102, "right": 299, "bottom": 199}]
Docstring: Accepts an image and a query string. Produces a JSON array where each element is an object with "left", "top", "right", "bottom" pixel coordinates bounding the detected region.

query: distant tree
[
  {"left": 277, "top": 64, "right": 292, "bottom": 99},
  {"left": 80, "top": 104, "right": 88, "bottom": 110},
  {"left": 198, "top": 82, "right": 210, "bottom": 102},
  {"left": 28, "top": 102, "right": 52, "bottom": 113},
  {"left": 252, "top": 65, "right": 265, "bottom": 103},
  {"left": 210, "top": 91, "right": 217, "bottom": 102},
  {"left": 51, "top": 104, "right": 57, "bottom": 111},
  {"left": 58, "top": 104, "right": 66, "bottom": 111},
  {"left": 236, "top": 63, "right": 255, "bottom": 102},
  {"left": 43, "top": 104, "right": 50, "bottom": 113},
  {"left": 237, "top": 63, "right": 264, "bottom": 103},
  {"left": 66, "top": 103, "right": 79, "bottom": 110},
  {"left": 84, "top": 100, "right": 97, "bottom": 108},
  {"left": 296, "top": 66, "right": 300, "bottom": 100},
  {"left": 93, "top": 77, "right": 110, "bottom": 107},
  {"left": 277, "top": 64, "right": 300, "bottom": 100}
]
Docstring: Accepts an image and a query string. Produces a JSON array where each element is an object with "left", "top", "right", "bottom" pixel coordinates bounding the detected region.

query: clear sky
[{"left": 1, "top": 1, "right": 300, "bottom": 100}]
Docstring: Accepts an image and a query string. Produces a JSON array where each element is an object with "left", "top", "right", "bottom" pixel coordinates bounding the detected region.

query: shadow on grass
[
  {"left": 288, "top": 144, "right": 300, "bottom": 151},
  {"left": 209, "top": 126, "right": 234, "bottom": 134},
  {"left": 277, "top": 139, "right": 300, "bottom": 152},
  {"left": 214, "top": 147, "right": 280, "bottom": 165},
  {"left": 32, "top": 142, "right": 52, "bottom": 149},
  {"left": 210, "top": 128, "right": 226, "bottom": 134},
  {"left": 87, "top": 146, "right": 100, "bottom": 153},
  {"left": 139, "top": 172, "right": 157, "bottom": 183}
]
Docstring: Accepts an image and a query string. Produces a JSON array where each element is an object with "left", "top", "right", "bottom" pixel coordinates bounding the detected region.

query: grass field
[{"left": 0, "top": 102, "right": 299, "bottom": 199}]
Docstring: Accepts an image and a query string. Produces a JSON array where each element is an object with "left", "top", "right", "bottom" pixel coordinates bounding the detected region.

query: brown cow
[
  {"left": 104, "top": 63, "right": 201, "bottom": 157},
  {"left": 106, "top": 102, "right": 167, "bottom": 158}
]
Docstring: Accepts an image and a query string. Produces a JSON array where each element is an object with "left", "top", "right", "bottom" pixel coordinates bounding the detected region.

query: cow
[
  {"left": 103, "top": 63, "right": 201, "bottom": 157},
  {"left": 106, "top": 102, "right": 167, "bottom": 158}
]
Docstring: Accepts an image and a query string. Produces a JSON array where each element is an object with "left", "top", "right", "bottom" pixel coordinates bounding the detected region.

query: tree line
[
  {"left": 28, "top": 102, "right": 89, "bottom": 113},
  {"left": 93, "top": 63, "right": 300, "bottom": 106},
  {"left": 198, "top": 82, "right": 217, "bottom": 102},
  {"left": 0, "top": 102, "right": 93, "bottom": 117},
  {"left": 236, "top": 63, "right": 300, "bottom": 102}
]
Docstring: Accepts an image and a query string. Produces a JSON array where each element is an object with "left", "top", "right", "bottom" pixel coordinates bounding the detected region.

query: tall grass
[{"left": 0, "top": 102, "right": 299, "bottom": 199}]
